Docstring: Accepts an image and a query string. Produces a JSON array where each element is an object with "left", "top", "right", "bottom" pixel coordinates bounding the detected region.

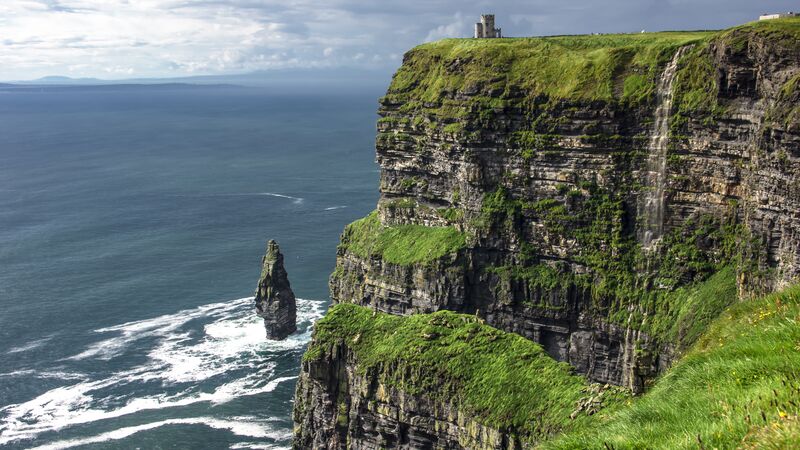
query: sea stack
[{"left": 254, "top": 240, "right": 297, "bottom": 340}]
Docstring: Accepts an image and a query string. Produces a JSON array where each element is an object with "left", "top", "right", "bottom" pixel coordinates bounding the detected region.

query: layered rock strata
[
  {"left": 327, "top": 25, "right": 800, "bottom": 390},
  {"left": 295, "top": 19, "right": 800, "bottom": 448},
  {"left": 294, "top": 341, "right": 523, "bottom": 449},
  {"left": 255, "top": 240, "right": 297, "bottom": 340}
]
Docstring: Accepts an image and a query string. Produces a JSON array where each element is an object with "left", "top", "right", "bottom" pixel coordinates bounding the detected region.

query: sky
[{"left": 0, "top": 0, "right": 797, "bottom": 81}]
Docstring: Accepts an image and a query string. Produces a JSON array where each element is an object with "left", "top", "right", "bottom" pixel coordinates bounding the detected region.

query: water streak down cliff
[{"left": 638, "top": 46, "right": 693, "bottom": 248}]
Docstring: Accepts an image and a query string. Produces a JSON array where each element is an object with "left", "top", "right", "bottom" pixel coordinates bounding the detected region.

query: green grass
[
  {"left": 308, "top": 282, "right": 800, "bottom": 448},
  {"left": 383, "top": 18, "right": 800, "bottom": 128},
  {"left": 387, "top": 31, "right": 713, "bottom": 108},
  {"left": 671, "top": 42, "right": 721, "bottom": 116},
  {"left": 767, "top": 72, "right": 800, "bottom": 130},
  {"left": 545, "top": 282, "right": 800, "bottom": 449},
  {"left": 306, "top": 303, "right": 629, "bottom": 444},
  {"left": 651, "top": 265, "right": 738, "bottom": 351},
  {"left": 718, "top": 16, "right": 800, "bottom": 49},
  {"left": 338, "top": 210, "right": 466, "bottom": 265}
]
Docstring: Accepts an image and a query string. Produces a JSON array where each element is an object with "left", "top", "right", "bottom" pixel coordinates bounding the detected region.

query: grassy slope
[
  {"left": 338, "top": 210, "right": 466, "bottom": 265},
  {"left": 308, "top": 281, "right": 800, "bottom": 448},
  {"left": 651, "top": 266, "right": 738, "bottom": 351},
  {"left": 306, "top": 303, "right": 628, "bottom": 444},
  {"left": 546, "top": 283, "right": 800, "bottom": 449}
]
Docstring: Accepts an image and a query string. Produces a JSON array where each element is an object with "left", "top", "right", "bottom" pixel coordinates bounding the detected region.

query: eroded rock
[{"left": 255, "top": 240, "right": 297, "bottom": 340}]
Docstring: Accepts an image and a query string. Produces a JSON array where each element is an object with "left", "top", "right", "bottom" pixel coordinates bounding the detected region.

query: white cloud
[
  {"left": 0, "top": 0, "right": 795, "bottom": 80},
  {"left": 425, "top": 13, "right": 467, "bottom": 42}
]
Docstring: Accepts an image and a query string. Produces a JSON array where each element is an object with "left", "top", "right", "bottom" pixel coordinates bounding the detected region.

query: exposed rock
[
  {"left": 295, "top": 22, "right": 800, "bottom": 448},
  {"left": 294, "top": 343, "right": 516, "bottom": 450},
  {"left": 255, "top": 240, "right": 297, "bottom": 340},
  {"left": 326, "top": 28, "right": 800, "bottom": 391}
]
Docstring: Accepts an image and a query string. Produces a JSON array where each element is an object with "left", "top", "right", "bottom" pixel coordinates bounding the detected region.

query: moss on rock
[
  {"left": 306, "top": 303, "right": 629, "bottom": 444},
  {"left": 338, "top": 210, "right": 466, "bottom": 266}
]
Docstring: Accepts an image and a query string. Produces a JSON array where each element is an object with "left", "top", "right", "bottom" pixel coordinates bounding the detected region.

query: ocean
[{"left": 0, "top": 84, "right": 381, "bottom": 449}]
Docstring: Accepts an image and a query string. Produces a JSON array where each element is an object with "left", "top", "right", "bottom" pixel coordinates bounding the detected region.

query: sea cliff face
[{"left": 294, "top": 18, "right": 800, "bottom": 448}]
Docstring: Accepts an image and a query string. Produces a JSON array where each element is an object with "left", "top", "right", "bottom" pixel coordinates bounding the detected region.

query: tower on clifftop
[{"left": 475, "top": 14, "right": 502, "bottom": 38}]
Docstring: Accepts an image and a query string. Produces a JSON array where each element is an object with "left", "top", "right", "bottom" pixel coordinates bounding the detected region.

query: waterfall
[{"left": 637, "top": 46, "right": 692, "bottom": 248}]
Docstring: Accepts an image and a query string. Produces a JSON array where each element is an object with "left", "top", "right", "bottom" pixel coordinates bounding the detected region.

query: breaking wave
[
  {"left": 0, "top": 297, "right": 324, "bottom": 448},
  {"left": 6, "top": 336, "right": 53, "bottom": 354},
  {"left": 168, "top": 192, "right": 305, "bottom": 205},
  {"left": 27, "top": 416, "right": 293, "bottom": 450}
]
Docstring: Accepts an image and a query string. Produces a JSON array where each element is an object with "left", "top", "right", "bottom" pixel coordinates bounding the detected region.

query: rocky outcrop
[
  {"left": 294, "top": 304, "right": 619, "bottom": 450},
  {"left": 295, "top": 19, "right": 800, "bottom": 448},
  {"left": 294, "top": 343, "right": 518, "bottom": 450},
  {"left": 255, "top": 240, "right": 297, "bottom": 340}
]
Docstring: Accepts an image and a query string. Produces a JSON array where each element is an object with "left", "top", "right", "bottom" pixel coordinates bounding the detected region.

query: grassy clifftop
[
  {"left": 389, "top": 31, "right": 710, "bottom": 105},
  {"left": 385, "top": 17, "right": 800, "bottom": 108}
]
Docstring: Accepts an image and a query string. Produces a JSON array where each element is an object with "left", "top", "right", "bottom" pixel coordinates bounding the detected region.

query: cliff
[
  {"left": 298, "top": 279, "right": 800, "bottom": 449},
  {"left": 294, "top": 304, "right": 628, "bottom": 449},
  {"left": 255, "top": 240, "right": 297, "bottom": 340},
  {"left": 294, "top": 17, "right": 800, "bottom": 448}
]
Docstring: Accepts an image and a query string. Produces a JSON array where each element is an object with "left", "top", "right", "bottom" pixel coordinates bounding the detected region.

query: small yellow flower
[{"left": 779, "top": 411, "right": 788, "bottom": 419}]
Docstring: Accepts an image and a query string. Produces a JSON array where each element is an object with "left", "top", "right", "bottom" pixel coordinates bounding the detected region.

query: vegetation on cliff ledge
[
  {"left": 306, "top": 303, "right": 628, "bottom": 443},
  {"left": 338, "top": 210, "right": 466, "bottom": 265},
  {"left": 478, "top": 181, "right": 744, "bottom": 353},
  {"left": 307, "top": 282, "right": 800, "bottom": 448}
]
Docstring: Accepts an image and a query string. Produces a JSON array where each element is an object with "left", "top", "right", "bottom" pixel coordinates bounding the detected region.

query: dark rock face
[
  {"left": 295, "top": 27, "right": 800, "bottom": 448},
  {"left": 294, "top": 344, "right": 514, "bottom": 450},
  {"left": 255, "top": 240, "right": 297, "bottom": 340},
  {"left": 325, "top": 33, "right": 800, "bottom": 391},
  {"left": 330, "top": 247, "right": 670, "bottom": 391}
]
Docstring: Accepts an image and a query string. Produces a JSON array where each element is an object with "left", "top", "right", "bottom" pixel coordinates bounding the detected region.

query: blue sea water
[{"left": 0, "top": 84, "right": 381, "bottom": 449}]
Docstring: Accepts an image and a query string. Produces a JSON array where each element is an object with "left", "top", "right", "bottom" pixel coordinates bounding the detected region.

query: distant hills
[{"left": 4, "top": 67, "right": 395, "bottom": 89}]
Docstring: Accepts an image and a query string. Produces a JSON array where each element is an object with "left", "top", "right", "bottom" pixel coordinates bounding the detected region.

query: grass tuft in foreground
[{"left": 545, "top": 282, "right": 800, "bottom": 449}]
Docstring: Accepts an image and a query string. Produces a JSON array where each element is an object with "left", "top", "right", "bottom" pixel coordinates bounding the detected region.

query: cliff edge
[{"left": 294, "top": 17, "right": 800, "bottom": 449}]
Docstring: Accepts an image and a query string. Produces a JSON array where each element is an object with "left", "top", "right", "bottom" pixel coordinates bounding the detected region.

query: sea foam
[
  {"left": 26, "top": 416, "right": 292, "bottom": 450},
  {"left": 0, "top": 296, "right": 324, "bottom": 447}
]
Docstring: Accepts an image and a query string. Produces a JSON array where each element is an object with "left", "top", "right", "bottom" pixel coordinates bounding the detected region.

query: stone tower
[{"left": 475, "top": 14, "right": 502, "bottom": 38}]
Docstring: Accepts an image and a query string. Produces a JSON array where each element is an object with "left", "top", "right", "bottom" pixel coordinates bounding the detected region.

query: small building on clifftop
[
  {"left": 474, "top": 14, "right": 502, "bottom": 38},
  {"left": 759, "top": 12, "right": 797, "bottom": 20}
]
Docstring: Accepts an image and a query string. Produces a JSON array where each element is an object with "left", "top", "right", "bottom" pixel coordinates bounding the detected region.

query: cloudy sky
[{"left": 0, "top": 0, "right": 796, "bottom": 81}]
